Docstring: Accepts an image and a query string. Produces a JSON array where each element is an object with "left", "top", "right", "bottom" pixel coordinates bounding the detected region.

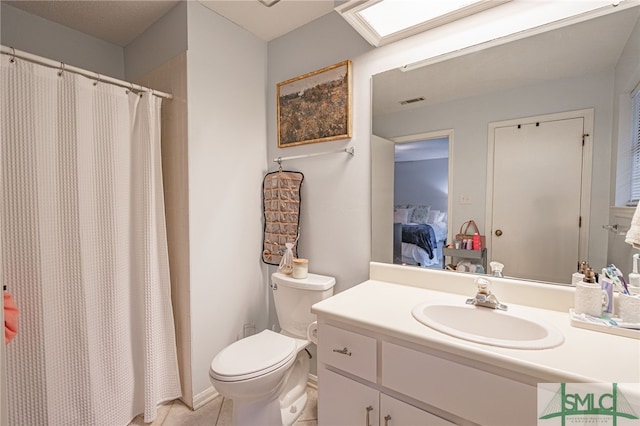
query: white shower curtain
[{"left": 1, "top": 57, "right": 181, "bottom": 425}]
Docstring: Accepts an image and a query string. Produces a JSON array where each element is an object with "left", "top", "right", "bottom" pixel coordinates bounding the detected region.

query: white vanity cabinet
[
  {"left": 319, "top": 368, "right": 451, "bottom": 426},
  {"left": 317, "top": 321, "right": 538, "bottom": 425},
  {"left": 317, "top": 323, "right": 455, "bottom": 425},
  {"left": 313, "top": 268, "right": 640, "bottom": 425}
]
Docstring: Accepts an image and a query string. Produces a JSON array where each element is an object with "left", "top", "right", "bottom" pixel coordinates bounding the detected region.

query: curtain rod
[
  {"left": 1, "top": 45, "right": 173, "bottom": 100},
  {"left": 273, "top": 146, "right": 355, "bottom": 165}
]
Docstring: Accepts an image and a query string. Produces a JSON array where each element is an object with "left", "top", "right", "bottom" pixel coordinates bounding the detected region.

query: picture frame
[{"left": 277, "top": 60, "right": 352, "bottom": 148}]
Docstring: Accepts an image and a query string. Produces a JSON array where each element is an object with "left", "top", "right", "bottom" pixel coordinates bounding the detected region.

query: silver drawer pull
[
  {"left": 384, "top": 414, "right": 392, "bottom": 426},
  {"left": 365, "top": 405, "right": 373, "bottom": 426},
  {"left": 332, "top": 347, "right": 352, "bottom": 356}
]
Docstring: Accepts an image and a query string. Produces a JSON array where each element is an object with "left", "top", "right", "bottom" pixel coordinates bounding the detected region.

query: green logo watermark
[{"left": 538, "top": 383, "right": 640, "bottom": 425}]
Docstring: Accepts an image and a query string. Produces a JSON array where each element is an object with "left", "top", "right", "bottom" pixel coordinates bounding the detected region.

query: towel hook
[{"left": 603, "top": 224, "right": 628, "bottom": 235}]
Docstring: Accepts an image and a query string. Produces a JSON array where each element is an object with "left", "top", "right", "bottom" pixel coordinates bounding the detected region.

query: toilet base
[
  {"left": 229, "top": 349, "right": 310, "bottom": 426},
  {"left": 233, "top": 396, "right": 283, "bottom": 426},
  {"left": 229, "top": 384, "right": 309, "bottom": 426},
  {"left": 281, "top": 391, "right": 308, "bottom": 426},
  {"left": 279, "top": 346, "right": 310, "bottom": 425}
]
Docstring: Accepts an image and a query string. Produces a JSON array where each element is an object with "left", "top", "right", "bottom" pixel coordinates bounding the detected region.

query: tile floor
[{"left": 129, "top": 386, "right": 318, "bottom": 426}]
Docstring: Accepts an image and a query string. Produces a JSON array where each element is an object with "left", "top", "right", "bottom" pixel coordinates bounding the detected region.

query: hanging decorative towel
[{"left": 262, "top": 170, "right": 304, "bottom": 265}]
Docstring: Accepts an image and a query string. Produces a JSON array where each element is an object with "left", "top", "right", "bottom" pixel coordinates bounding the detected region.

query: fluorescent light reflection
[{"left": 359, "top": 0, "right": 484, "bottom": 37}]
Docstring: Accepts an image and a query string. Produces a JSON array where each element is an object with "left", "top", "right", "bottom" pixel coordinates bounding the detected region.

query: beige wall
[{"left": 134, "top": 52, "right": 192, "bottom": 408}]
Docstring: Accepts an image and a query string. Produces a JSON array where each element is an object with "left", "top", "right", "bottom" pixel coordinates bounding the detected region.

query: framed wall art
[{"left": 277, "top": 60, "right": 352, "bottom": 148}]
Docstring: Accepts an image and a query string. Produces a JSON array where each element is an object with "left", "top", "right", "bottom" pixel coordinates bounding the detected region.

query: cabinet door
[
  {"left": 380, "top": 393, "right": 455, "bottom": 426},
  {"left": 319, "top": 367, "right": 379, "bottom": 426}
]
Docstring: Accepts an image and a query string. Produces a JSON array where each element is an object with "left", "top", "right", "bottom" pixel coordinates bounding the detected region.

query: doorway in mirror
[{"left": 372, "top": 130, "right": 452, "bottom": 270}]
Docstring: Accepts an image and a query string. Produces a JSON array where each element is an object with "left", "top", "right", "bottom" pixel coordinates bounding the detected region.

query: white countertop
[{"left": 311, "top": 264, "right": 640, "bottom": 384}]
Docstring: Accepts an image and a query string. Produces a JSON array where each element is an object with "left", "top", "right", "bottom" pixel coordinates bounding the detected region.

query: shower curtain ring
[
  {"left": 57, "top": 62, "right": 65, "bottom": 77},
  {"left": 9, "top": 47, "right": 16, "bottom": 64},
  {"left": 93, "top": 73, "right": 101, "bottom": 86}
]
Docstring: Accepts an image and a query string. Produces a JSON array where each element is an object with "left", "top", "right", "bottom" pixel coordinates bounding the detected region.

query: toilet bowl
[{"left": 209, "top": 272, "right": 335, "bottom": 426}]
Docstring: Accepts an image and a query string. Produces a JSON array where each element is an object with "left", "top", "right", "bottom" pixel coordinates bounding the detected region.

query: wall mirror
[{"left": 371, "top": 4, "right": 640, "bottom": 285}]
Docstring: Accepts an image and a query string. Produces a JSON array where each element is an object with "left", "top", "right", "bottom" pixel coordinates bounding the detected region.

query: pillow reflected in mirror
[
  {"left": 410, "top": 205, "right": 431, "bottom": 224},
  {"left": 393, "top": 208, "right": 413, "bottom": 224},
  {"left": 427, "top": 209, "right": 440, "bottom": 224}
]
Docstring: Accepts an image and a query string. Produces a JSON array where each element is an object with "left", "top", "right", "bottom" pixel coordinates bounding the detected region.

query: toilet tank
[{"left": 271, "top": 272, "right": 335, "bottom": 339}]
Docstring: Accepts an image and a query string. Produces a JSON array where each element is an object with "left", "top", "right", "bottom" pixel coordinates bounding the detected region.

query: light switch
[{"left": 459, "top": 194, "right": 472, "bottom": 204}]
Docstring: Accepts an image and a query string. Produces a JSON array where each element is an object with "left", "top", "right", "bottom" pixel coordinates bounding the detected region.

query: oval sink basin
[{"left": 412, "top": 301, "right": 564, "bottom": 349}]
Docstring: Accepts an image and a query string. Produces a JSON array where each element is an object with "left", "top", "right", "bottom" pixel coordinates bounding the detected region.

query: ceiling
[
  {"left": 3, "top": 0, "right": 336, "bottom": 46},
  {"left": 4, "top": 0, "right": 181, "bottom": 46},
  {"left": 200, "top": 0, "right": 335, "bottom": 42}
]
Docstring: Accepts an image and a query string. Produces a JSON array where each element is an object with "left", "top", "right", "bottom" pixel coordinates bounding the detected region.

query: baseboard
[
  {"left": 307, "top": 373, "right": 318, "bottom": 389},
  {"left": 193, "top": 386, "right": 220, "bottom": 410}
]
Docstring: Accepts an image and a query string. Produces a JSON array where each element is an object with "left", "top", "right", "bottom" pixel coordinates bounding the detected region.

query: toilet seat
[{"left": 210, "top": 330, "right": 297, "bottom": 382}]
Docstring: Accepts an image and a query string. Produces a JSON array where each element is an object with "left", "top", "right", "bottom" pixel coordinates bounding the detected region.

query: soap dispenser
[
  {"left": 572, "top": 261, "right": 589, "bottom": 286},
  {"left": 574, "top": 268, "right": 603, "bottom": 317},
  {"left": 582, "top": 267, "right": 596, "bottom": 284}
]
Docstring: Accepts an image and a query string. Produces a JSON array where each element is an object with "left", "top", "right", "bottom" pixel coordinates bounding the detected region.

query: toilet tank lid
[{"left": 272, "top": 272, "right": 336, "bottom": 290}]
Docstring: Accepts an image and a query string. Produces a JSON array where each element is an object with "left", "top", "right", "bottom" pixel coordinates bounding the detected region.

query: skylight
[{"left": 336, "top": 0, "right": 512, "bottom": 47}]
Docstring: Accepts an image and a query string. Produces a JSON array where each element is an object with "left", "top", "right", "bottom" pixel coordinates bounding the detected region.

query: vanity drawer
[
  {"left": 381, "top": 341, "right": 537, "bottom": 425},
  {"left": 318, "top": 323, "right": 377, "bottom": 383}
]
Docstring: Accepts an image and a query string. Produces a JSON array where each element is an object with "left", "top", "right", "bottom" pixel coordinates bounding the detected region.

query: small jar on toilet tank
[{"left": 292, "top": 258, "right": 309, "bottom": 279}]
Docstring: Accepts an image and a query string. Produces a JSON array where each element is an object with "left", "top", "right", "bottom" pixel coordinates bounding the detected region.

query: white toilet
[{"left": 209, "top": 272, "right": 335, "bottom": 426}]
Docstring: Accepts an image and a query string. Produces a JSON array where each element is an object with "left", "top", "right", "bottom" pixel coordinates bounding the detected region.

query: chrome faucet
[{"left": 466, "top": 277, "right": 508, "bottom": 311}]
